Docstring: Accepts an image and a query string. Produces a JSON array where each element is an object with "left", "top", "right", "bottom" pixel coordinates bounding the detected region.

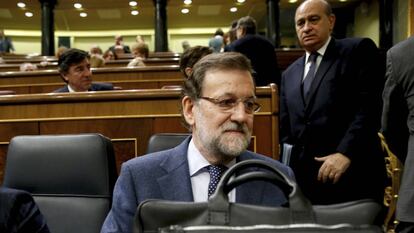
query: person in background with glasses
[{"left": 101, "top": 52, "right": 294, "bottom": 233}]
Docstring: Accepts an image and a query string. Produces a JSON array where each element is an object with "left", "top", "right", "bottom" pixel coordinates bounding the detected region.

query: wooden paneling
[
  {"left": 0, "top": 86, "right": 280, "bottom": 183},
  {"left": 0, "top": 58, "right": 180, "bottom": 71},
  {"left": 0, "top": 65, "right": 183, "bottom": 94}
]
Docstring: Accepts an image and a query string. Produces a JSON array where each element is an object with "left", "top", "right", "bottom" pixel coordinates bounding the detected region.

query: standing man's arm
[
  {"left": 279, "top": 71, "right": 291, "bottom": 145},
  {"left": 316, "top": 38, "right": 383, "bottom": 183},
  {"left": 381, "top": 48, "right": 409, "bottom": 161},
  {"left": 9, "top": 38, "right": 15, "bottom": 53}
]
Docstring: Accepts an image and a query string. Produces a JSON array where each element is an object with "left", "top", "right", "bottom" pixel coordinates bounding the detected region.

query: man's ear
[
  {"left": 184, "top": 67, "right": 193, "bottom": 78},
  {"left": 182, "top": 96, "right": 195, "bottom": 127},
  {"left": 328, "top": 14, "right": 336, "bottom": 32},
  {"left": 60, "top": 73, "right": 69, "bottom": 82}
]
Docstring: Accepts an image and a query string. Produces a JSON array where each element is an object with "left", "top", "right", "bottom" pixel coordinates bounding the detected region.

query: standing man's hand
[{"left": 315, "top": 153, "right": 351, "bottom": 184}]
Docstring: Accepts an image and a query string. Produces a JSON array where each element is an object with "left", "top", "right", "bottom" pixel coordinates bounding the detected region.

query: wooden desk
[
  {"left": 0, "top": 57, "right": 179, "bottom": 72},
  {"left": 0, "top": 85, "right": 279, "bottom": 183},
  {"left": 275, "top": 48, "right": 304, "bottom": 71},
  {"left": 0, "top": 62, "right": 58, "bottom": 72},
  {"left": 0, "top": 65, "right": 183, "bottom": 94},
  {"left": 105, "top": 57, "right": 180, "bottom": 67}
]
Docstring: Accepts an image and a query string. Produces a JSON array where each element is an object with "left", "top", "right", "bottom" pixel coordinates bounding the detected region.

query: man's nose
[
  {"left": 84, "top": 68, "right": 92, "bottom": 76},
  {"left": 230, "top": 102, "right": 250, "bottom": 122},
  {"left": 301, "top": 21, "right": 312, "bottom": 33}
]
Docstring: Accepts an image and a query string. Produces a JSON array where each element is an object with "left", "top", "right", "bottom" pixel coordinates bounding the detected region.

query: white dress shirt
[
  {"left": 187, "top": 139, "right": 236, "bottom": 202},
  {"left": 303, "top": 36, "right": 331, "bottom": 81}
]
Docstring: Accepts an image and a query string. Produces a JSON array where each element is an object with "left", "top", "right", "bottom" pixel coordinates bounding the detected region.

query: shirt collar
[
  {"left": 68, "top": 84, "right": 76, "bottom": 93},
  {"left": 68, "top": 84, "right": 88, "bottom": 93},
  {"left": 305, "top": 36, "right": 331, "bottom": 63},
  {"left": 187, "top": 138, "right": 235, "bottom": 177}
]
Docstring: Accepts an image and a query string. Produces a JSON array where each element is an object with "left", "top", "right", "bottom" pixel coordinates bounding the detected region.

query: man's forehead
[
  {"left": 202, "top": 69, "right": 254, "bottom": 92},
  {"left": 295, "top": 1, "right": 325, "bottom": 17}
]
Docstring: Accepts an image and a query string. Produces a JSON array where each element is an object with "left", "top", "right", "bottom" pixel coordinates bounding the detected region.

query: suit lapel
[
  {"left": 157, "top": 138, "right": 194, "bottom": 202},
  {"left": 290, "top": 56, "right": 307, "bottom": 108},
  {"left": 305, "top": 39, "right": 337, "bottom": 108}
]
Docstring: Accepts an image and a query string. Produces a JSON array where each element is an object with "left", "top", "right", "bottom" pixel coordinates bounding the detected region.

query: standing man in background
[
  {"left": 227, "top": 16, "right": 281, "bottom": 87},
  {"left": 108, "top": 35, "right": 130, "bottom": 54},
  {"left": 0, "top": 29, "right": 15, "bottom": 53},
  {"left": 279, "top": 0, "right": 385, "bottom": 204},
  {"left": 381, "top": 36, "right": 414, "bottom": 233},
  {"left": 208, "top": 28, "right": 224, "bottom": 53}
]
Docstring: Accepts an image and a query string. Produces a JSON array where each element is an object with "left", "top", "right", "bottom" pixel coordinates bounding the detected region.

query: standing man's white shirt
[{"left": 303, "top": 36, "right": 331, "bottom": 81}]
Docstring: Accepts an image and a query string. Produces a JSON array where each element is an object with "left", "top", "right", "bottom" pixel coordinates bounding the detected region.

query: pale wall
[
  {"left": 4, "top": 27, "right": 224, "bottom": 54},
  {"left": 393, "top": 0, "right": 410, "bottom": 44},
  {"left": 354, "top": 0, "right": 380, "bottom": 46}
]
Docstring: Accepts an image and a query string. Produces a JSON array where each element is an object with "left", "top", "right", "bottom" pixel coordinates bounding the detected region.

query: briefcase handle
[{"left": 208, "top": 159, "right": 315, "bottom": 224}]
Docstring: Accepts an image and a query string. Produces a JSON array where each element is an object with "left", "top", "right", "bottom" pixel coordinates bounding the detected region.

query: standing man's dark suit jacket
[
  {"left": 101, "top": 136, "right": 295, "bottom": 233},
  {"left": 53, "top": 82, "right": 114, "bottom": 93},
  {"left": 228, "top": 34, "right": 281, "bottom": 87},
  {"left": 0, "top": 37, "right": 14, "bottom": 53},
  {"left": 109, "top": 45, "right": 131, "bottom": 54},
  {"left": 0, "top": 187, "right": 50, "bottom": 233},
  {"left": 382, "top": 36, "right": 414, "bottom": 224},
  {"left": 280, "top": 37, "right": 386, "bottom": 204}
]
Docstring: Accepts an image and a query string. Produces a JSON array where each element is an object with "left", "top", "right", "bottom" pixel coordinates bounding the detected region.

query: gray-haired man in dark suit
[{"left": 101, "top": 52, "right": 294, "bottom": 233}]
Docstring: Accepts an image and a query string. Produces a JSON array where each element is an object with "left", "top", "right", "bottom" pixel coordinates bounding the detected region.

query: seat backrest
[
  {"left": 3, "top": 134, "right": 117, "bottom": 233},
  {"left": 147, "top": 133, "right": 189, "bottom": 153},
  {"left": 378, "top": 132, "right": 404, "bottom": 233}
]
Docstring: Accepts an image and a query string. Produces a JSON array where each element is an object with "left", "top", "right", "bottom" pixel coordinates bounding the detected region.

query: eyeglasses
[{"left": 199, "top": 96, "right": 261, "bottom": 113}]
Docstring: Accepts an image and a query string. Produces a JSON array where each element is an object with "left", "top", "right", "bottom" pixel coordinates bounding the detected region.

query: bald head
[{"left": 297, "top": 0, "right": 332, "bottom": 17}]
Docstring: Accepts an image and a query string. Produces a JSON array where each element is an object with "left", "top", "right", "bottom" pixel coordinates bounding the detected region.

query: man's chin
[{"left": 219, "top": 135, "right": 250, "bottom": 155}]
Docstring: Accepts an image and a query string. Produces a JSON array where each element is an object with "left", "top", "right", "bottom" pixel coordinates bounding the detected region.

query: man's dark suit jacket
[
  {"left": 108, "top": 45, "right": 131, "bottom": 54},
  {"left": 280, "top": 37, "right": 386, "bottom": 204},
  {"left": 228, "top": 34, "right": 281, "bottom": 87},
  {"left": 382, "top": 36, "right": 414, "bottom": 223},
  {"left": 0, "top": 187, "right": 50, "bottom": 233},
  {"left": 53, "top": 82, "right": 114, "bottom": 93},
  {"left": 0, "top": 37, "right": 14, "bottom": 53},
  {"left": 101, "top": 136, "right": 295, "bottom": 233}
]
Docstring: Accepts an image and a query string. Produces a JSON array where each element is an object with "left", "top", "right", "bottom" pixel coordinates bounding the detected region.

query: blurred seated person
[
  {"left": 19, "top": 62, "right": 38, "bottom": 71},
  {"left": 127, "top": 43, "right": 149, "bottom": 67},
  {"left": 223, "top": 20, "right": 238, "bottom": 52},
  {"left": 90, "top": 54, "right": 105, "bottom": 68},
  {"left": 136, "top": 35, "right": 145, "bottom": 44},
  {"left": 113, "top": 45, "right": 126, "bottom": 58},
  {"left": 53, "top": 48, "right": 113, "bottom": 93},
  {"left": 182, "top": 40, "right": 190, "bottom": 52},
  {"left": 0, "top": 187, "right": 50, "bottom": 233},
  {"left": 103, "top": 49, "right": 116, "bottom": 61},
  {"left": 179, "top": 46, "right": 213, "bottom": 78},
  {"left": 55, "top": 46, "right": 68, "bottom": 59},
  {"left": 89, "top": 45, "right": 103, "bottom": 55},
  {"left": 108, "top": 35, "right": 130, "bottom": 54}
]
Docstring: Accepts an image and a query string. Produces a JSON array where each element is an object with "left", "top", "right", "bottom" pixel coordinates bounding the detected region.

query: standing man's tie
[
  {"left": 207, "top": 165, "right": 226, "bottom": 198},
  {"left": 302, "top": 52, "right": 319, "bottom": 99}
]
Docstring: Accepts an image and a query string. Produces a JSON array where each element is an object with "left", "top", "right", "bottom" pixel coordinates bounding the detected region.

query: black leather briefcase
[{"left": 134, "top": 160, "right": 383, "bottom": 233}]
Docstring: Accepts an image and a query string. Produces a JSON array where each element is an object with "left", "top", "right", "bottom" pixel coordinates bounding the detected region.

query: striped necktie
[{"left": 302, "top": 52, "right": 319, "bottom": 99}]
